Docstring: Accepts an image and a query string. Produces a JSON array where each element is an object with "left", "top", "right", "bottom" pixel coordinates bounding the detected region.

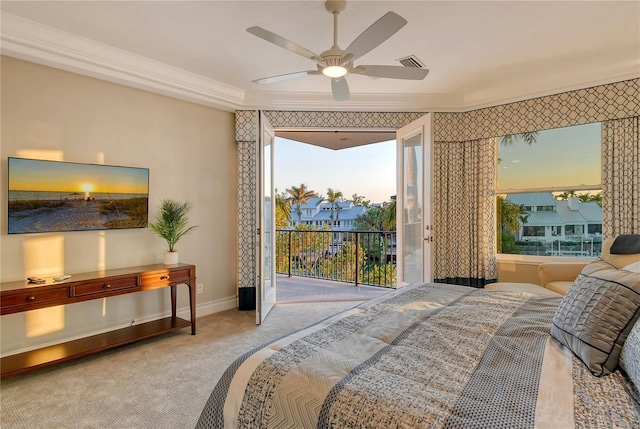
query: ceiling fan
[{"left": 246, "top": 0, "right": 429, "bottom": 101}]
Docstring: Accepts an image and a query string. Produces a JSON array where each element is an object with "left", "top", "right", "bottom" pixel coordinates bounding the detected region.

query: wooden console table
[{"left": 0, "top": 263, "right": 196, "bottom": 378}]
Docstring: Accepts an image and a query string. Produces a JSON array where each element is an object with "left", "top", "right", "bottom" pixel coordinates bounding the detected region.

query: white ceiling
[
  {"left": 277, "top": 130, "right": 396, "bottom": 149},
  {"left": 1, "top": 1, "right": 639, "bottom": 112}
]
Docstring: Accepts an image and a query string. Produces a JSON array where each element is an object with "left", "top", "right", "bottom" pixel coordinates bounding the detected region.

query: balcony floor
[{"left": 276, "top": 274, "right": 392, "bottom": 304}]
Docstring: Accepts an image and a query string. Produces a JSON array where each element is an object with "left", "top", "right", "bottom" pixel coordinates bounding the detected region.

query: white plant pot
[{"left": 164, "top": 251, "right": 179, "bottom": 265}]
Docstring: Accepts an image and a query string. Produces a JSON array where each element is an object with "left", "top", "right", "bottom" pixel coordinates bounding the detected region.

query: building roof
[
  {"left": 319, "top": 201, "right": 354, "bottom": 210},
  {"left": 297, "top": 197, "right": 324, "bottom": 209},
  {"left": 343, "top": 206, "right": 367, "bottom": 220},
  {"left": 559, "top": 200, "right": 602, "bottom": 223},
  {"left": 510, "top": 193, "right": 603, "bottom": 227},
  {"left": 506, "top": 192, "right": 558, "bottom": 206},
  {"left": 555, "top": 201, "right": 587, "bottom": 223},
  {"left": 522, "top": 211, "right": 566, "bottom": 227}
]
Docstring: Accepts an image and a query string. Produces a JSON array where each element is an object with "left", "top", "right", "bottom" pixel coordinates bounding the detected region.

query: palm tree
[
  {"left": 588, "top": 192, "right": 602, "bottom": 207},
  {"left": 499, "top": 131, "right": 539, "bottom": 146},
  {"left": 555, "top": 190, "right": 577, "bottom": 200},
  {"left": 286, "top": 184, "right": 315, "bottom": 226},
  {"left": 497, "top": 196, "right": 522, "bottom": 234},
  {"left": 381, "top": 200, "right": 396, "bottom": 231},
  {"left": 326, "top": 188, "right": 343, "bottom": 227},
  {"left": 518, "top": 205, "right": 529, "bottom": 240},
  {"left": 497, "top": 196, "right": 523, "bottom": 253},
  {"left": 275, "top": 191, "right": 291, "bottom": 229},
  {"left": 577, "top": 192, "right": 603, "bottom": 207}
]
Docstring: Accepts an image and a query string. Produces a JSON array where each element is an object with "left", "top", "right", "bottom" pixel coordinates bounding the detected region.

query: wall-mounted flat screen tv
[{"left": 8, "top": 157, "right": 149, "bottom": 234}]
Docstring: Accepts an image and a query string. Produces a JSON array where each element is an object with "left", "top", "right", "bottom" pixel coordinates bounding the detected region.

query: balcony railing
[{"left": 276, "top": 229, "right": 397, "bottom": 288}]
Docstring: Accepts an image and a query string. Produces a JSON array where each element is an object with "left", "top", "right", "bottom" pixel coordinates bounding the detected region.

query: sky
[
  {"left": 273, "top": 122, "right": 600, "bottom": 204},
  {"left": 275, "top": 137, "right": 396, "bottom": 204},
  {"left": 8, "top": 158, "right": 149, "bottom": 194},
  {"left": 497, "top": 122, "right": 601, "bottom": 191}
]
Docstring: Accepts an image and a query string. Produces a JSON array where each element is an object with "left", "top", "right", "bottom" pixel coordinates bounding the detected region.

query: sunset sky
[
  {"left": 275, "top": 138, "right": 396, "bottom": 204},
  {"left": 275, "top": 122, "right": 600, "bottom": 204},
  {"left": 498, "top": 122, "right": 601, "bottom": 191},
  {"left": 8, "top": 158, "right": 149, "bottom": 194}
]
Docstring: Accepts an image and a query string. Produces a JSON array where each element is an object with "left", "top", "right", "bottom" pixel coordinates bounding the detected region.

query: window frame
[{"left": 495, "top": 122, "right": 603, "bottom": 260}]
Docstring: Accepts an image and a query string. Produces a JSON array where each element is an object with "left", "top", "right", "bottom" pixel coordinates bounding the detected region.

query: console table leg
[
  {"left": 189, "top": 283, "right": 197, "bottom": 335},
  {"left": 171, "top": 284, "right": 177, "bottom": 319}
]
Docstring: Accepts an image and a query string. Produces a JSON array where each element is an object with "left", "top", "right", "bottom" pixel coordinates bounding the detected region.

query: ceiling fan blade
[
  {"left": 247, "top": 26, "right": 321, "bottom": 62},
  {"left": 252, "top": 70, "right": 319, "bottom": 84},
  {"left": 355, "top": 65, "right": 429, "bottom": 80},
  {"left": 343, "top": 12, "right": 407, "bottom": 61},
  {"left": 331, "top": 77, "right": 350, "bottom": 101}
]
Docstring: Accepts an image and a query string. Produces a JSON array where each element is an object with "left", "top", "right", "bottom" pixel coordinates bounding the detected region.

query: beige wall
[{"left": 0, "top": 57, "right": 237, "bottom": 355}]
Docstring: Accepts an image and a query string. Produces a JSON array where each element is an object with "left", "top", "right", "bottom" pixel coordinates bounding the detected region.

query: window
[
  {"left": 497, "top": 123, "right": 602, "bottom": 257},
  {"left": 588, "top": 224, "right": 602, "bottom": 235},
  {"left": 565, "top": 225, "right": 584, "bottom": 236},
  {"left": 523, "top": 226, "right": 545, "bottom": 237},
  {"left": 537, "top": 206, "right": 555, "bottom": 211}
]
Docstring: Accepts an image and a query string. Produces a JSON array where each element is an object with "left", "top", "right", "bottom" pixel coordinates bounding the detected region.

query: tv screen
[{"left": 8, "top": 157, "right": 149, "bottom": 234}]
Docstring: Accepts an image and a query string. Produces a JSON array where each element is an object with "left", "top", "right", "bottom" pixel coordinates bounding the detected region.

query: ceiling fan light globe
[{"left": 322, "top": 65, "right": 348, "bottom": 78}]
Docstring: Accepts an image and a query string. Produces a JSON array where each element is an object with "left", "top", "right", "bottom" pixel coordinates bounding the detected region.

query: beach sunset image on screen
[{"left": 8, "top": 157, "right": 149, "bottom": 234}]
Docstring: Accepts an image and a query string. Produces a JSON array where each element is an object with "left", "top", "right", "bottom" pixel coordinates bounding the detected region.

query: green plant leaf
[{"left": 148, "top": 199, "right": 198, "bottom": 252}]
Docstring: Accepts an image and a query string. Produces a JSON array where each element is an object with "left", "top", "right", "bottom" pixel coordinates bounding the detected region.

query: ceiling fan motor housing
[
  {"left": 323, "top": 55, "right": 347, "bottom": 68},
  {"left": 325, "top": 1, "right": 347, "bottom": 14}
]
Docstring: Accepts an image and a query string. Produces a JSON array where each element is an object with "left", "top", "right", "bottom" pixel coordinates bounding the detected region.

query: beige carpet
[{"left": 0, "top": 302, "right": 358, "bottom": 429}]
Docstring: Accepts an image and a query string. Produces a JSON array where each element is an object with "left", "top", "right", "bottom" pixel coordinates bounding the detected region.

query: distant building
[
  {"left": 506, "top": 192, "right": 602, "bottom": 242},
  {"left": 287, "top": 197, "right": 367, "bottom": 231}
]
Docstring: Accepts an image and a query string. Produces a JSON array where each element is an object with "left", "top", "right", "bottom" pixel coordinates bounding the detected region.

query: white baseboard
[
  {"left": 190, "top": 295, "right": 238, "bottom": 318},
  {"left": 0, "top": 295, "right": 237, "bottom": 358}
]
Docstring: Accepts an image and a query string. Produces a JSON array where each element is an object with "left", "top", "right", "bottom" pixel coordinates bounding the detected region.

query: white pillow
[{"left": 622, "top": 261, "right": 640, "bottom": 273}]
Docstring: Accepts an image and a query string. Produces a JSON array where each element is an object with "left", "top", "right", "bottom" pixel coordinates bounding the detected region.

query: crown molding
[
  {"left": 2, "top": 12, "right": 637, "bottom": 114},
  {"left": 242, "top": 91, "right": 465, "bottom": 112},
  {"left": 0, "top": 12, "right": 245, "bottom": 112}
]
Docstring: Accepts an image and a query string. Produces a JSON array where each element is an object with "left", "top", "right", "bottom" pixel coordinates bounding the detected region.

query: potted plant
[{"left": 149, "top": 199, "right": 198, "bottom": 265}]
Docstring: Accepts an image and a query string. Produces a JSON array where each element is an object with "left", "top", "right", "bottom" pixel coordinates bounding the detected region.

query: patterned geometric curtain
[
  {"left": 432, "top": 137, "right": 498, "bottom": 287},
  {"left": 602, "top": 116, "right": 640, "bottom": 238}
]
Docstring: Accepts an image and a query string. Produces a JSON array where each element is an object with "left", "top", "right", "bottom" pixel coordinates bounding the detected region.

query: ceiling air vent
[{"left": 396, "top": 55, "right": 425, "bottom": 69}]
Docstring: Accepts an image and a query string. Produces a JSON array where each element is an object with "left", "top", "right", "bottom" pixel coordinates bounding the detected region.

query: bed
[{"left": 197, "top": 268, "right": 640, "bottom": 428}]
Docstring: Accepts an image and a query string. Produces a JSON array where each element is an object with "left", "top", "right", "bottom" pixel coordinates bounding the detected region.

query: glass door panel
[
  {"left": 257, "top": 112, "right": 276, "bottom": 324},
  {"left": 396, "top": 114, "right": 433, "bottom": 285},
  {"left": 403, "top": 135, "right": 423, "bottom": 284}
]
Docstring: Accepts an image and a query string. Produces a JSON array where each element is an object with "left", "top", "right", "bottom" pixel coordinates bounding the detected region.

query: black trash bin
[{"left": 238, "top": 286, "right": 256, "bottom": 311}]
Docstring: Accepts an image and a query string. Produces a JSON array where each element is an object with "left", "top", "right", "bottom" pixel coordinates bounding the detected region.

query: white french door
[
  {"left": 257, "top": 112, "right": 276, "bottom": 324},
  {"left": 396, "top": 114, "right": 433, "bottom": 285}
]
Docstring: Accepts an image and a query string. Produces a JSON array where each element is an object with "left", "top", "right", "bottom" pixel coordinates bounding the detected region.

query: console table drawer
[
  {"left": 140, "top": 268, "right": 192, "bottom": 287},
  {"left": 74, "top": 276, "right": 138, "bottom": 296},
  {"left": 2, "top": 288, "right": 69, "bottom": 309}
]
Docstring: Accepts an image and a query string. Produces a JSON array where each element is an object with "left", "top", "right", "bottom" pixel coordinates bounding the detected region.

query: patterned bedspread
[{"left": 196, "top": 283, "right": 640, "bottom": 428}]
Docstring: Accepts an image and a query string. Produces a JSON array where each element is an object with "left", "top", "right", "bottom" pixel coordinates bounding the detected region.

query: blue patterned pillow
[{"left": 620, "top": 320, "right": 640, "bottom": 402}]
